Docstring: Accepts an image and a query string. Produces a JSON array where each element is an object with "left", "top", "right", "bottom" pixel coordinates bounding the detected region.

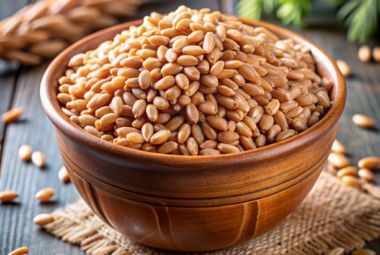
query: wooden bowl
[{"left": 40, "top": 18, "right": 346, "bottom": 252}]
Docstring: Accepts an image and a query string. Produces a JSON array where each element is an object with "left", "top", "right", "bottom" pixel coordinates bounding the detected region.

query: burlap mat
[{"left": 45, "top": 171, "right": 380, "bottom": 255}]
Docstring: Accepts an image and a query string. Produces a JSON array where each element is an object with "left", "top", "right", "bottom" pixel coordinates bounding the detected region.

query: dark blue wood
[{"left": 1, "top": 0, "right": 380, "bottom": 254}]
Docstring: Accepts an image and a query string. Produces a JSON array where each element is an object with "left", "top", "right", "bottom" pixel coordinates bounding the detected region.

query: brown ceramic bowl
[{"left": 41, "top": 18, "right": 346, "bottom": 252}]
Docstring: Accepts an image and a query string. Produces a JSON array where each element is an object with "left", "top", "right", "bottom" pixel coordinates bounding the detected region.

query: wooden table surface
[{"left": 1, "top": 0, "right": 380, "bottom": 254}]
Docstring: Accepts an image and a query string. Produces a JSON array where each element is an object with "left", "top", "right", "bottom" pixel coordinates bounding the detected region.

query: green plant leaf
[
  {"left": 337, "top": 0, "right": 379, "bottom": 42},
  {"left": 336, "top": 0, "right": 360, "bottom": 19},
  {"left": 276, "top": 0, "right": 312, "bottom": 26},
  {"left": 263, "top": 0, "right": 277, "bottom": 13},
  {"left": 237, "top": 0, "right": 264, "bottom": 20},
  {"left": 323, "top": 0, "right": 348, "bottom": 7}
]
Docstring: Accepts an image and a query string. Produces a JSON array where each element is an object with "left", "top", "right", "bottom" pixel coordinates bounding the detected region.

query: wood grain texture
[
  {"left": 40, "top": 18, "right": 345, "bottom": 251},
  {"left": 0, "top": 0, "right": 28, "bottom": 163},
  {"left": 1, "top": 0, "right": 380, "bottom": 254}
]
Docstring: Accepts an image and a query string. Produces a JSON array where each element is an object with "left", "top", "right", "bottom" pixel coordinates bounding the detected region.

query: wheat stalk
[{"left": 0, "top": 0, "right": 144, "bottom": 65}]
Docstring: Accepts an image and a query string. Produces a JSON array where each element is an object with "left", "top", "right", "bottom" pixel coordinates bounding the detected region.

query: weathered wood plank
[
  {"left": 0, "top": 62, "right": 84, "bottom": 255},
  {"left": 302, "top": 28, "right": 380, "bottom": 252},
  {"left": 0, "top": 0, "right": 29, "bottom": 162},
  {"left": 1, "top": 0, "right": 380, "bottom": 254},
  {"left": 0, "top": 2, "right": 222, "bottom": 255},
  {"left": 0, "top": 64, "right": 18, "bottom": 160}
]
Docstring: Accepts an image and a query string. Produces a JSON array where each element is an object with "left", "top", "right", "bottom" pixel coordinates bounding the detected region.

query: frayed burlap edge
[{"left": 45, "top": 172, "right": 380, "bottom": 255}]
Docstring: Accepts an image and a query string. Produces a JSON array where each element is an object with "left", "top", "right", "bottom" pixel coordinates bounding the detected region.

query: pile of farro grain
[{"left": 57, "top": 6, "right": 333, "bottom": 155}]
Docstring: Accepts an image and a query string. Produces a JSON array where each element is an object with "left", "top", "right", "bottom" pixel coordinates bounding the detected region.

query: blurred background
[
  {"left": 0, "top": 0, "right": 379, "bottom": 68},
  {"left": 0, "top": 0, "right": 380, "bottom": 254}
]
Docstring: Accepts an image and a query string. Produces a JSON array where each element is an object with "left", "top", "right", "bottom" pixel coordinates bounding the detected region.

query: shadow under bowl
[{"left": 40, "top": 18, "right": 346, "bottom": 252}]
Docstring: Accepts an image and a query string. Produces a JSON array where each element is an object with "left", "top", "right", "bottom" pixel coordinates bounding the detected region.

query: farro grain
[
  {"left": 70, "top": 116, "right": 81, "bottom": 125},
  {"left": 186, "top": 137, "right": 198, "bottom": 155},
  {"left": 328, "top": 152, "right": 350, "bottom": 169},
  {"left": 210, "top": 61, "right": 224, "bottom": 76},
  {"left": 177, "top": 55, "right": 199, "bottom": 66},
  {"left": 158, "top": 141, "right": 179, "bottom": 154},
  {"left": 35, "top": 187, "right": 55, "bottom": 202},
  {"left": 191, "top": 91, "right": 206, "bottom": 105},
  {"left": 190, "top": 124, "right": 205, "bottom": 145},
  {"left": 141, "top": 123, "right": 154, "bottom": 142},
  {"left": 217, "top": 143, "right": 240, "bottom": 154},
  {"left": 57, "top": 7, "right": 332, "bottom": 155},
  {"left": 218, "top": 131, "right": 239, "bottom": 144},
  {"left": 165, "top": 116, "right": 185, "bottom": 132},
  {"left": 127, "top": 132, "right": 145, "bottom": 143},
  {"left": 177, "top": 143, "right": 189, "bottom": 155},
  {"left": 358, "top": 168, "right": 375, "bottom": 183},
  {"left": 271, "top": 88, "right": 291, "bottom": 103},
  {"left": 0, "top": 190, "right": 19, "bottom": 202},
  {"left": 276, "top": 129, "right": 298, "bottom": 142},
  {"left": 1, "top": 108, "right": 23, "bottom": 124},
  {"left": 173, "top": 75, "right": 188, "bottom": 92},
  {"left": 332, "top": 139, "right": 346, "bottom": 154},
  {"left": 303, "top": 107, "right": 311, "bottom": 120},
  {"left": 207, "top": 48, "right": 221, "bottom": 64},
  {"left": 352, "top": 114, "right": 375, "bottom": 128},
  {"left": 240, "top": 116, "right": 255, "bottom": 131},
  {"left": 336, "top": 60, "right": 351, "bottom": 76},
  {"left": 259, "top": 114, "right": 274, "bottom": 133},
  {"left": 307, "top": 111, "right": 320, "bottom": 126},
  {"left": 138, "top": 70, "right": 151, "bottom": 89},
  {"left": 177, "top": 123, "right": 191, "bottom": 143},
  {"left": 374, "top": 47, "right": 380, "bottom": 62},
  {"left": 227, "top": 120, "right": 237, "bottom": 132},
  {"left": 132, "top": 117, "right": 146, "bottom": 128},
  {"left": 155, "top": 113, "right": 171, "bottom": 124},
  {"left": 236, "top": 122, "right": 252, "bottom": 137},
  {"left": 240, "top": 136, "right": 256, "bottom": 150},
  {"left": 200, "top": 140, "right": 218, "bottom": 150},
  {"left": 150, "top": 130, "right": 171, "bottom": 144},
  {"left": 218, "top": 85, "right": 236, "bottom": 97},
  {"left": 116, "top": 127, "right": 141, "bottom": 137},
  {"left": 314, "top": 105, "right": 324, "bottom": 116},
  {"left": 197, "top": 60, "right": 210, "bottom": 74},
  {"left": 341, "top": 175, "right": 361, "bottom": 187},
  {"left": 274, "top": 111, "right": 288, "bottom": 131},
  {"left": 337, "top": 166, "right": 357, "bottom": 179},
  {"left": 32, "top": 151, "right": 46, "bottom": 168},
  {"left": 198, "top": 102, "right": 217, "bottom": 115},
  {"left": 58, "top": 166, "right": 70, "bottom": 183},
  {"left": 183, "top": 66, "right": 200, "bottom": 80},
  {"left": 242, "top": 83, "right": 264, "bottom": 97},
  {"left": 132, "top": 88, "right": 147, "bottom": 100},
  {"left": 358, "top": 157, "right": 380, "bottom": 169},
  {"left": 8, "top": 247, "right": 28, "bottom": 255},
  {"left": 18, "top": 145, "right": 32, "bottom": 161},
  {"left": 285, "top": 106, "right": 303, "bottom": 118},
  {"left": 85, "top": 126, "right": 101, "bottom": 137},
  {"left": 200, "top": 149, "right": 221, "bottom": 155},
  {"left": 203, "top": 32, "right": 216, "bottom": 53},
  {"left": 255, "top": 134, "right": 267, "bottom": 147},
  {"left": 264, "top": 99, "right": 280, "bottom": 115},
  {"left": 153, "top": 96, "right": 170, "bottom": 110},
  {"left": 188, "top": 31, "right": 205, "bottom": 43},
  {"left": 146, "top": 89, "right": 157, "bottom": 102},
  {"left": 267, "top": 124, "right": 281, "bottom": 143},
  {"left": 207, "top": 115, "right": 228, "bottom": 131},
  {"left": 33, "top": 213, "right": 55, "bottom": 226},
  {"left": 291, "top": 117, "right": 308, "bottom": 132},
  {"left": 161, "top": 63, "right": 183, "bottom": 77}
]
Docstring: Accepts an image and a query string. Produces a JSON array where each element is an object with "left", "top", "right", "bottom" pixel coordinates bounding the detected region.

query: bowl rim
[{"left": 40, "top": 18, "right": 346, "bottom": 168}]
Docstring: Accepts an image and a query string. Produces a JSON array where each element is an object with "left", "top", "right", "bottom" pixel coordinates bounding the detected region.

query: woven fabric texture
[{"left": 46, "top": 172, "right": 380, "bottom": 255}]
